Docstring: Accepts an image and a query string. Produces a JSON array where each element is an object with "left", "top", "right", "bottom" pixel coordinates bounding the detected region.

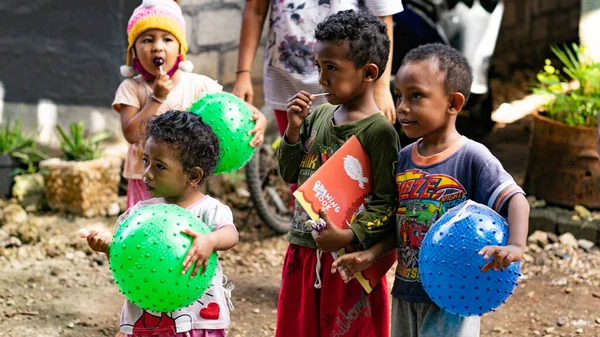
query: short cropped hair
[
  {"left": 315, "top": 9, "right": 390, "bottom": 79},
  {"left": 403, "top": 43, "right": 473, "bottom": 101}
]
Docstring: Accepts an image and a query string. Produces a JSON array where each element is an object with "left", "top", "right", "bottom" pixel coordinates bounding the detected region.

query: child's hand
[
  {"left": 81, "top": 229, "right": 112, "bottom": 255},
  {"left": 286, "top": 90, "right": 313, "bottom": 131},
  {"left": 314, "top": 210, "right": 355, "bottom": 252},
  {"left": 232, "top": 73, "right": 254, "bottom": 104},
  {"left": 153, "top": 70, "right": 175, "bottom": 101},
  {"left": 331, "top": 250, "right": 376, "bottom": 283},
  {"left": 479, "top": 244, "right": 524, "bottom": 272},
  {"left": 247, "top": 103, "right": 266, "bottom": 147},
  {"left": 181, "top": 229, "right": 216, "bottom": 278}
]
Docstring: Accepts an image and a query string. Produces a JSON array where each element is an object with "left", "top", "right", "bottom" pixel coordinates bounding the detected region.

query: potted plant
[
  {"left": 40, "top": 122, "right": 122, "bottom": 217},
  {"left": 0, "top": 118, "right": 44, "bottom": 198},
  {"left": 525, "top": 43, "right": 600, "bottom": 208}
]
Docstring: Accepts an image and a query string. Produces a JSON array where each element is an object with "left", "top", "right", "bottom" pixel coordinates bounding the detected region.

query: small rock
[
  {"left": 2, "top": 236, "right": 22, "bottom": 248},
  {"left": 545, "top": 327, "right": 555, "bottom": 334},
  {"left": 593, "top": 292, "right": 600, "bottom": 299},
  {"left": 235, "top": 187, "right": 250, "bottom": 198},
  {"left": 0, "top": 229, "right": 8, "bottom": 242},
  {"left": 574, "top": 205, "right": 592, "bottom": 219},
  {"left": 492, "top": 327, "right": 505, "bottom": 333},
  {"left": 107, "top": 202, "right": 120, "bottom": 216},
  {"left": 557, "top": 316, "right": 569, "bottom": 326},
  {"left": 571, "top": 215, "right": 581, "bottom": 222},
  {"left": 547, "top": 232, "right": 559, "bottom": 243},
  {"left": 93, "top": 254, "right": 106, "bottom": 266},
  {"left": 595, "top": 317, "right": 600, "bottom": 324},
  {"left": 528, "top": 230, "right": 549, "bottom": 247},
  {"left": 571, "top": 319, "right": 591, "bottom": 327},
  {"left": 577, "top": 239, "right": 594, "bottom": 251},
  {"left": 1, "top": 204, "right": 28, "bottom": 225},
  {"left": 12, "top": 173, "right": 45, "bottom": 210},
  {"left": 528, "top": 244, "right": 542, "bottom": 253},
  {"left": 15, "top": 223, "right": 40, "bottom": 244},
  {"left": 564, "top": 287, "right": 572, "bottom": 294},
  {"left": 575, "top": 328, "right": 583, "bottom": 334},
  {"left": 532, "top": 330, "right": 540, "bottom": 336},
  {"left": 67, "top": 322, "right": 75, "bottom": 329},
  {"left": 253, "top": 308, "right": 260, "bottom": 314},
  {"left": 65, "top": 252, "right": 75, "bottom": 260},
  {"left": 558, "top": 233, "right": 578, "bottom": 248}
]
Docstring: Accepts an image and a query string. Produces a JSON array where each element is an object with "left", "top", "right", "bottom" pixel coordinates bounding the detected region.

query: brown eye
[{"left": 394, "top": 93, "right": 402, "bottom": 105}]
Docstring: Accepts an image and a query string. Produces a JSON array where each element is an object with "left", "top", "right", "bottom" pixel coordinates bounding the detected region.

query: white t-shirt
[
  {"left": 118, "top": 196, "right": 237, "bottom": 335},
  {"left": 112, "top": 72, "right": 223, "bottom": 179},
  {"left": 263, "top": 0, "right": 403, "bottom": 111}
]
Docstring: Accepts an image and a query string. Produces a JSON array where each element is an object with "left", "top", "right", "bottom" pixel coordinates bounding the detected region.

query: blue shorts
[{"left": 391, "top": 298, "right": 480, "bottom": 337}]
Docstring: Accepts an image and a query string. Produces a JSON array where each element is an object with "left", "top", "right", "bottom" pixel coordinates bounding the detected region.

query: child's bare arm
[
  {"left": 81, "top": 229, "right": 112, "bottom": 256},
  {"left": 479, "top": 193, "right": 529, "bottom": 272},
  {"left": 285, "top": 91, "right": 314, "bottom": 144},
  {"left": 373, "top": 14, "right": 396, "bottom": 124},
  {"left": 232, "top": 0, "right": 270, "bottom": 104},
  {"left": 120, "top": 101, "right": 162, "bottom": 144},
  {"left": 120, "top": 71, "right": 175, "bottom": 143},
  {"left": 331, "top": 232, "right": 396, "bottom": 280}
]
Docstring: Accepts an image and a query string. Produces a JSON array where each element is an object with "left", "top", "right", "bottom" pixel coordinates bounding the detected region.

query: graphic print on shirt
[
  {"left": 395, "top": 169, "right": 467, "bottom": 282},
  {"left": 292, "top": 142, "right": 341, "bottom": 232},
  {"left": 125, "top": 289, "right": 221, "bottom": 335}
]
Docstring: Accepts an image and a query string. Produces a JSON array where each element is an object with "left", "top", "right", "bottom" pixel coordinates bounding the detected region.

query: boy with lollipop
[{"left": 332, "top": 43, "right": 530, "bottom": 337}]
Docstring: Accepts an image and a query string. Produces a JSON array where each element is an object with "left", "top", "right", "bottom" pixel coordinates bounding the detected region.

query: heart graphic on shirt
[{"left": 199, "top": 302, "right": 220, "bottom": 320}]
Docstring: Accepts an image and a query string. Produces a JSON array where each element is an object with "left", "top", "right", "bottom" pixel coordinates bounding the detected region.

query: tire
[{"left": 245, "top": 144, "right": 293, "bottom": 234}]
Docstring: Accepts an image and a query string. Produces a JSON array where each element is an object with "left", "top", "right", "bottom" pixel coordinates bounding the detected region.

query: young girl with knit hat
[{"left": 114, "top": 0, "right": 266, "bottom": 209}]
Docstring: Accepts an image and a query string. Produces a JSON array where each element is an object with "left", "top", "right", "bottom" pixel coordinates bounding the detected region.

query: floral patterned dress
[{"left": 263, "top": 0, "right": 403, "bottom": 111}]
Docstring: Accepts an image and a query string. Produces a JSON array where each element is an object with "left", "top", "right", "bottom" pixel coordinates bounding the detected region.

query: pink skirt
[
  {"left": 125, "top": 329, "right": 225, "bottom": 337},
  {"left": 126, "top": 179, "right": 153, "bottom": 209}
]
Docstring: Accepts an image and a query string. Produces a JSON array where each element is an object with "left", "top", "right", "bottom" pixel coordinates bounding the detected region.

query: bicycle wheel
[{"left": 245, "top": 141, "right": 293, "bottom": 234}]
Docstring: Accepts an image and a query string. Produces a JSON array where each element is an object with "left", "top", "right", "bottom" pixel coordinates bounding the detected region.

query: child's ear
[
  {"left": 447, "top": 92, "right": 466, "bottom": 116},
  {"left": 363, "top": 63, "right": 379, "bottom": 82},
  {"left": 187, "top": 167, "right": 205, "bottom": 187}
]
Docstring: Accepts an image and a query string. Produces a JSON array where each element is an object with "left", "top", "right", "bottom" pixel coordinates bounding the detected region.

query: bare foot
[{"left": 114, "top": 332, "right": 125, "bottom": 337}]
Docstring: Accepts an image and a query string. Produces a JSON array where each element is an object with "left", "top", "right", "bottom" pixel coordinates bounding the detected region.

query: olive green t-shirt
[{"left": 278, "top": 104, "right": 399, "bottom": 249}]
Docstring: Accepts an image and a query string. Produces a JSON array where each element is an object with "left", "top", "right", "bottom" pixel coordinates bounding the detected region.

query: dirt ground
[{"left": 1, "top": 75, "right": 600, "bottom": 336}]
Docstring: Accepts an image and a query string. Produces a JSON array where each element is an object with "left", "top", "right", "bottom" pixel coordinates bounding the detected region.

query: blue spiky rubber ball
[
  {"left": 189, "top": 92, "right": 256, "bottom": 174},
  {"left": 109, "top": 203, "right": 218, "bottom": 312},
  {"left": 419, "top": 200, "right": 521, "bottom": 316}
]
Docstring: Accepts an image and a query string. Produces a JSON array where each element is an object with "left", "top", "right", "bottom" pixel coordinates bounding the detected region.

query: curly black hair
[
  {"left": 145, "top": 110, "right": 220, "bottom": 186},
  {"left": 402, "top": 43, "right": 473, "bottom": 101},
  {"left": 315, "top": 9, "right": 390, "bottom": 79}
]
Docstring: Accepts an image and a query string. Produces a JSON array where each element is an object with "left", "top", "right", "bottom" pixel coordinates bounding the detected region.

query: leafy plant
[
  {"left": 56, "top": 122, "right": 111, "bottom": 161},
  {"left": 0, "top": 118, "right": 47, "bottom": 174},
  {"left": 533, "top": 43, "right": 600, "bottom": 127}
]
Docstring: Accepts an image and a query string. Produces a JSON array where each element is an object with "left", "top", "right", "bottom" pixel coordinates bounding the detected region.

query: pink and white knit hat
[{"left": 120, "top": 0, "right": 193, "bottom": 77}]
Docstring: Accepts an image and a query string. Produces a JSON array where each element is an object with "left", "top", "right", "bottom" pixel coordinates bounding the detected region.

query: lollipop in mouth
[{"left": 153, "top": 57, "right": 164, "bottom": 72}]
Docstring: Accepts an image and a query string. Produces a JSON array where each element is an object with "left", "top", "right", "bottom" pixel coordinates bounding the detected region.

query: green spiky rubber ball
[
  {"left": 109, "top": 204, "right": 218, "bottom": 312},
  {"left": 189, "top": 92, "right": 256, "bottom": 174}
]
